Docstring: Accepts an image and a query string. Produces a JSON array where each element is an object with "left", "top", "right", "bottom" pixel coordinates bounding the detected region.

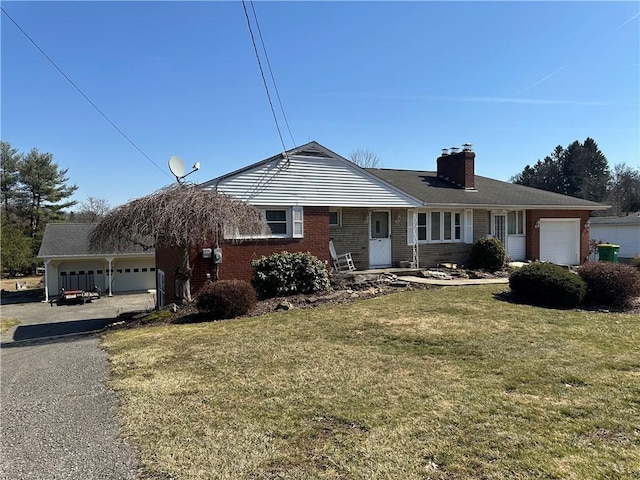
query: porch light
[
  {"left": 534, "top": 220, "right": 540, "bottom": 229},
  {"left": 585, "top": 219, "right": 591, "bottom": 228},
  {"left": 395, "top": 213, "right": 402, "bottom": 224}
]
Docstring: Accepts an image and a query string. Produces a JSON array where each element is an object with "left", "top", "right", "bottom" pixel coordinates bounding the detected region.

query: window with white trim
[
  {"left": 507, "top": 210, "right": 525, "bottom": 235},
  {"left": 265, "top": 209, "right": 287, "bottom": 235},
  {"left": 224, "top": 206, "right": 304, "bottom": 239},
  {"left": 329, "top": 208, "right": 341, "bottom": 227},
  {"left": 416, "top": 210, "right": 463, "bottom": 243}
]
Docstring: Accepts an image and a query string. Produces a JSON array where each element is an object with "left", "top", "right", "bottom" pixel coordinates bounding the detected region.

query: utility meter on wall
[{"left": 213, "top": 248, "right": 223, "bottom": 264}]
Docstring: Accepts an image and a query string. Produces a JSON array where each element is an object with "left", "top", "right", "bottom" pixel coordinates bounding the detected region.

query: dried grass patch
[
  {"left": 103, "top": 285, "right": 640, "bottom": 479},
  {"left": 0, "top": 317, "right": 19, "bottom": 334}
]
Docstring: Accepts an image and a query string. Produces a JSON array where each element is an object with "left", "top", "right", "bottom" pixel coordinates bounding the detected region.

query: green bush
[
  {"left": 631, "top": 254, "right": 640, "bottom": 272},
  {"left": 470, "top": 237, "right": 507, "bottom": 272},
  {"left": 509, "top": 262, "right": 587, "bottom": 308},
  {"left": 578, "top": 262, "right": 640, "bottom": 308},
  {"left": 196, "top": 280, "right": 257, "bottom": 319},
  {"left": 252, "top": 251, "right": 330, "bottom": 299}
]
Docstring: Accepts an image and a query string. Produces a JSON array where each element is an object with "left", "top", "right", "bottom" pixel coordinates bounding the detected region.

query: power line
[
  {"left": 249, "top": 1, "right": 295, "bottom": 147},
  {"left": 241, "top": 0, "right": 290, "bottom": 154},
  {"left": 1, "top": 7, "right": 172, "bottom": 180}
]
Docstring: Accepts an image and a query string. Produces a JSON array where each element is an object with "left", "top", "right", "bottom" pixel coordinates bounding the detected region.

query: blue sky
[{"left": 2, "top": 1, "right": 639, "bottom": 209}]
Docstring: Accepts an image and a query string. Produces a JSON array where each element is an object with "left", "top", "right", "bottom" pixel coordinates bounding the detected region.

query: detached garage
[
  {"left": 589, "top": 213, "right": 640, "bottom": 260},
  {"left": 38, "top": 224, "right": 155, "bottom": 302}
]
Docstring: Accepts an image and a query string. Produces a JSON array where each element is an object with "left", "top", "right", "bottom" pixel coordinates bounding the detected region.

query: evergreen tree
[
  {"left": 16, "top": 148, "right": 78, "bottom": 239},
  {"left": 1, "top": 141, "right": 23, "bottom": 216},
  {"left": 512, "top": 138, "right": 610, "bottom": 202},
  {"left": 1, "top": 212, "right": 32, "bottom": 275},
  {"left": 561, "top": 138, "right": 610, "bottom": 202}
]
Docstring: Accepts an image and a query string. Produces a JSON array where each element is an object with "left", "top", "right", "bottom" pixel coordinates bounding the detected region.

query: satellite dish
[
  {"left": 168, "top": 155, "right": 201, "bottom": 183},
  {"left": 168, "top": 156, "right": 186, "bottom": 180}
]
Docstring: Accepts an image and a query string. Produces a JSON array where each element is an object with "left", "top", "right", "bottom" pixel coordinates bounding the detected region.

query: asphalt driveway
[{"left": 1, "top": 291, "right": 155, "bottom": 479}]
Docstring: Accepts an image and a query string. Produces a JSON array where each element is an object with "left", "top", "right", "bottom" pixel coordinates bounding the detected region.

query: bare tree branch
[
  {"left": 87, "top": 184, "right": 266, "bottom": 303},
  {"left": 349, "top": 148, "right": 382, "bottom": 168},
  {"left": 88, "top": 184, "right": 265, "bottom": 252}
]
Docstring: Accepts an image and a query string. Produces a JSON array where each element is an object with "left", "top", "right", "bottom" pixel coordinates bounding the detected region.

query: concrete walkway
[
  {"left": 1, "top": 292, "right": 154, "bottom": 479},
  {"left": 397, "top": 275, "right": 510, "bottom": 286}
]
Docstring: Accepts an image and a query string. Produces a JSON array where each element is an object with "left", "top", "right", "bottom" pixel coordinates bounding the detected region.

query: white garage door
[
  {"left": 113, "top": 259, "right": 156, "bottom": 292},
  {"left": 539, "top": 219, "right": 580, "bottom": 265}
]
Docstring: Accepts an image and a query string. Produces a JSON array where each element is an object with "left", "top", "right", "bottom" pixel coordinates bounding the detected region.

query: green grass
[
  {"left": 102, "top": 285, "right": 640, "bottom": 479},
  {"left": 0, "top": 318, "right": 20, "bottom": 334}
]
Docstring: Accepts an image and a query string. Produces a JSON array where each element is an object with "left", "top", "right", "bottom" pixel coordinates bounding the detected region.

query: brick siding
[
  {"left": 526, "top": 209, "right": 590, "bottom": 263},
  {"left": 157, "top": 207, "right": 330, "bottom": 304}
]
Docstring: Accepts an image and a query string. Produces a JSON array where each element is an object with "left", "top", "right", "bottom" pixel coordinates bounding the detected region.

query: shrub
[
  {"left": 509, "top": 262, "right": 587, "bottom": 308},
  {"left": 196, "top": 280, "right": 257, "bottom": 319},
  {"left": 470, "top": 237, "right": 507, "bottom": 272},
  {"left": 578, "top": 262, "right": 640, "bottom": 308},
  {"left": 632, "top": 254, "right": 640, "bottom": 272},
  {"left": 252, "top": 251, "right": 330, "bottom": 299}
]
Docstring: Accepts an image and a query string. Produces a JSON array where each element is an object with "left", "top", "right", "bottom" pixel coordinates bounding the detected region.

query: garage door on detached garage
[
  {"left": 113, "top": 259, "right": 156, "bottom": 292},
  {"left": 539, "top": 219, "right": 580, "bottom": 265}
]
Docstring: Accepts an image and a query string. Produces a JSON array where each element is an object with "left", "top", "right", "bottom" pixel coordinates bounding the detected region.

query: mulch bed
[{"left": 111, "top": 267, "right": 640, "bottom": 330}]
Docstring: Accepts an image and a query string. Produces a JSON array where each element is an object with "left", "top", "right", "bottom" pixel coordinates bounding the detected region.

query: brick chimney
[{"left": 436, "top": 144, "right": 475, "bottom": 189}]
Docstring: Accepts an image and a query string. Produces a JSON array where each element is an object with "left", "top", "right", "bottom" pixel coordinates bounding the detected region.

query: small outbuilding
[
  {"left": 589, "top": 213, "right": 640, "bottom": 260},
  {"left": 38, "top": 223, "right": 156, "bottom": 302}
]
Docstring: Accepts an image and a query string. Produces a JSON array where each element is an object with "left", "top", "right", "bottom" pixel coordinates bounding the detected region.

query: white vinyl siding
[
  {"left": 215, "top": 155, "right": 419, "bottom": 207},
  {"left": 589, "top": 224, "right": 640, "bottom": 258}
]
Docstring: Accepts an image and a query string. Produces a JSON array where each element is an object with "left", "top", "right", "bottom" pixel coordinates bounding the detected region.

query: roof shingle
[
  {"left": 38, "top": 224, "right": 154, "bottom": 257},
  {"left": 366, "top": 168, "right": 607, "bottom": 209}
]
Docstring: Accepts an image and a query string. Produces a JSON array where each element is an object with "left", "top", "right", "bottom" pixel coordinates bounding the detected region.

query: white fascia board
[
  {"left": 419, "top": 203, "right": 608, "bottom": 210},
  {"left": 38, "top": 253, "right": 155, "bottom": 260}
]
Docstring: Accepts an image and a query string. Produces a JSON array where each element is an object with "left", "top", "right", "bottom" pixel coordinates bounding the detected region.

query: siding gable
[{"left": 214, "top": 154, "right": 420, "bottom": 208}]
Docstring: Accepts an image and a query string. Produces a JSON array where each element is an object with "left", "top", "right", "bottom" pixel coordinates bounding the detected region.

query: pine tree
[
  {"left": 17, "top": 148, "right": 78, "bottom": 239},
  {"left": 512, "top": 138, "right": 610, "bottom": 202},
  {"left": 1, "top": 141, "right": 23, "bottom": 216}
]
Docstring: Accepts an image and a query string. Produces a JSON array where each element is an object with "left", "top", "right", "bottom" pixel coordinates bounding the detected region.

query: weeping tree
[{"left": 88, "top": 184, "right": 266, "bottom": 303}]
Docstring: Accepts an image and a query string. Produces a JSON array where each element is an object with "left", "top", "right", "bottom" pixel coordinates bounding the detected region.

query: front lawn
[{"left": 102, "top": 285, "right": 640, "bottom": 479}]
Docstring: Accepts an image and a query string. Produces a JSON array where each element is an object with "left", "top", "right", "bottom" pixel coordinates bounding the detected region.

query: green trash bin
[{"left": 597, "top": 244, "right": 620, "bottom": 263}]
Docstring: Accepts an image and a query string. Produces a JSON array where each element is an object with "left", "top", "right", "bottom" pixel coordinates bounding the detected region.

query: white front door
[{"left": 369, "top": 211, "right": 392, "bottom": 268}]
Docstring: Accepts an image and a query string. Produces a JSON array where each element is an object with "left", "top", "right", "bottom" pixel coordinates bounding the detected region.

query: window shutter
[
  {"left": 407, "top": 209, "right": 415, "bottom": 245},
  {"left": 292, "top": 206, "right": 303, "bottom": 238},
  {"left": 464, "top": 209, "right": 473, "bottom": 243}
]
